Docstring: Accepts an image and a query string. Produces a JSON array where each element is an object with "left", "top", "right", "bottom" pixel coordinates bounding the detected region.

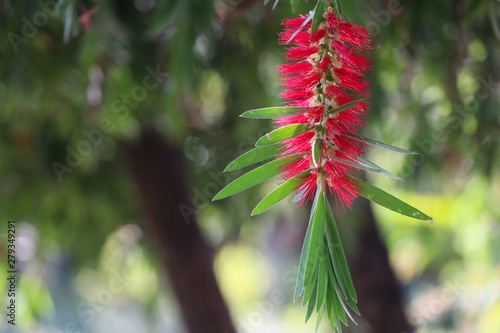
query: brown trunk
[
  {"left": 348, "top": 198, "right": 413, "bottom": 333},
  {"left": 124, "top": 132, "right": 235, "bottom": 333}
]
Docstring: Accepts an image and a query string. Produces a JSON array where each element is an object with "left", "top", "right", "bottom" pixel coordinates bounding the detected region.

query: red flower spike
[
  {"left": 277, "top": 5, "right": 372, "bottom": 209},
  {"left": 215, "top": 7, "right": 432, "bottom": 331}
]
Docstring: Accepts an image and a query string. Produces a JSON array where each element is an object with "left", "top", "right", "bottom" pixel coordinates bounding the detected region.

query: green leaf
[
  {"left": 305, "top": 281, "right": 318, "bottom": 323},
  {"left": 348, "top": 134, "right": 417, "bottom": 155},
  {"left": 293, "top": 187, "right": 306, "bottom": 203},
  {"left": 240, "top": 106, "right": 303, "bottom": 119},
  {"left": 302, "top": 271, "right": 318, "bottom": 307},
  {"left": 356, "top": 180, "right": 434, "bottom": 221},
  {"left": 326, "top": 278, "right": 343, "bottom": 333},
  {"left": 294, "top": 189, "right": 321, "bottom": 301},
  {"left": 312, "top": 137, "right": 322, "bottom": 168},
  {"left": 315, "top": 306, "right": 324, "bottom": 333},
  {"left": 357, "top": 156, "right": 401, "bottom": 180},
  {"left": 315, "top": 248, "right": 328, "bottom": 312},
  {"left": 330, "top": 268, "right": 357, "bottom": 323},
  {"left": 213, "top": 158, "right": 294, "bottom": 201},
  {"left": 334, "top": 0, "right": 345, "bottom": 19},
  {"left": 333, "top": 156, "right": 401, "bottom": 180},
  {"left": 251, "top": 171, "right": 308, "bottom": 215},
  {"left": 224, "top": 144, "right": 280, "bottom": 172},
  {"left": 324, "top": 200, "right": 357, "bottom": 303},
  {"left": 303, "top": 191, "right": 326, "bottom": 287},
  {"left": 327, "top": 263, "right": 349, "bottom": 326},
  {"left": 256, "top": 124, "right": 309, "bottom": 146},
  {"left": 311, "top": 0, "right": 326, "bottom": 34},
  {"left": 327, "top": 99, "right": 363, "bottom": 114},
  {"left": 287, "top": 11, "right": 314, "bottom": 43},
  {"left": 331, "top": 257, "right": 359, "bottom": 319}
]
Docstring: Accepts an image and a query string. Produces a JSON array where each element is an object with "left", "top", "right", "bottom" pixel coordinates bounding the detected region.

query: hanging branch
[{"left": 213, "top": 1, "right": 433, "bottom": 331}]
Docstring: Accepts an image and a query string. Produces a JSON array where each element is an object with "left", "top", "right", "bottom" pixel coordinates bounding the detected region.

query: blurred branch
[
  {"left": 124, "top": 132, "right": 236, "bottom": 333},
  {"left": 345, "top": 198, "right": 413, "bottom": 333}
]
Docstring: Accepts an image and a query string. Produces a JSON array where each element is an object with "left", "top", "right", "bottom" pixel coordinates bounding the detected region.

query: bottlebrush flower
[
  {"left": 214, "top": 4, "right": 433, "bottom": 332},
  {"left": 277, "top": 6, "right": 372, "bottom": 209}
]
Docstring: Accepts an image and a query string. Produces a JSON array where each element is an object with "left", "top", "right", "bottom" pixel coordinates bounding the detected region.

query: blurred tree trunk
[
  {"left": 124, "top": 132, "right": 235, "bottom": 333},
  {"left": 349, "top": 198, "right": 412, "bottom": 333}
]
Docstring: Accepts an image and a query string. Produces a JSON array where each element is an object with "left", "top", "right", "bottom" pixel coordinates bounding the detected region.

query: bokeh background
[{"left": 1, "top": 0, "right": 499, "bottom": 332}]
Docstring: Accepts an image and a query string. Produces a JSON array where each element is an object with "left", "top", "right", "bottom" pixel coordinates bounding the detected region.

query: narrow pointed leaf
[
  {"left": 327, "top": 100, "right": 363, "bottom": 114},
  {"left": 303, "top": 191, "right": 326, "bottom": 287},
  {"left": 311, "top": 0, "right": 326, "bottom": 34},
  {"left": 334, "top": 0, "right": 345, "bottom": 19},
  {"left": 329, "top": 256, "right": 359, "bottom": 317},
  {"left": 326, "top": 229, "right": 348, "bottom": 300},
  {"left": 333, "top": 157, "right": 400, "bottom": 180},
  {"left": 312, "top": 137, "right": 323, "bottom": 168},
  {"left": 302, "top": 272, "right": 318, "bottom": 307},
  {"left": 240, "top": 106, "right": 303, "bottom": 119},
  {"left": 251, "top": 171, "right": 308, "bottom": 215},
  {"left": 305, "top": 281, "right": 318, "bottom": 323},
  {"left": 331, "top": 270, "right": 357, "bottom": 324},
  {"left": 294, "top": 189, "right": 321, "bottom": 301},
  {"left": 224, "top": 144, "right": 280, "bottom": 172},
  {"left": 326, "top": 278, "right": 343, "bottom": 332},
  {"left": 325, "top": 200, "right": 357, "bottom": 303},
  {"left": 327, "top": 264, "right": 349, "bottom": 326},
  {"left": 315, "top": 248, "right": 328, "bottom": 312},
  {"left": 213, "top": 158, "right": 294, "bottom": 201},
  {"left": 334, "top": 156, "right": 401, "bottom": 180},
  {"left": 256, "top": 124, "right": 309, "bottom": 146},
  {"left": 348, "top": 134, "right": 417, "bottom": 155},
  {"left": 287, "top": 11, "right": 314, "bottom": 43},
  {"left": 293, "top": 187, "right": 306, "bottom": 203},
  {"left": 356, "top": 180, "right": 434, "bottom": 221},
  {"left": 315, "top": 306, "right": 324, "bottom": 333},
  {"left": 357, "top": 156, "right": 401, "bottom": 180}
]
